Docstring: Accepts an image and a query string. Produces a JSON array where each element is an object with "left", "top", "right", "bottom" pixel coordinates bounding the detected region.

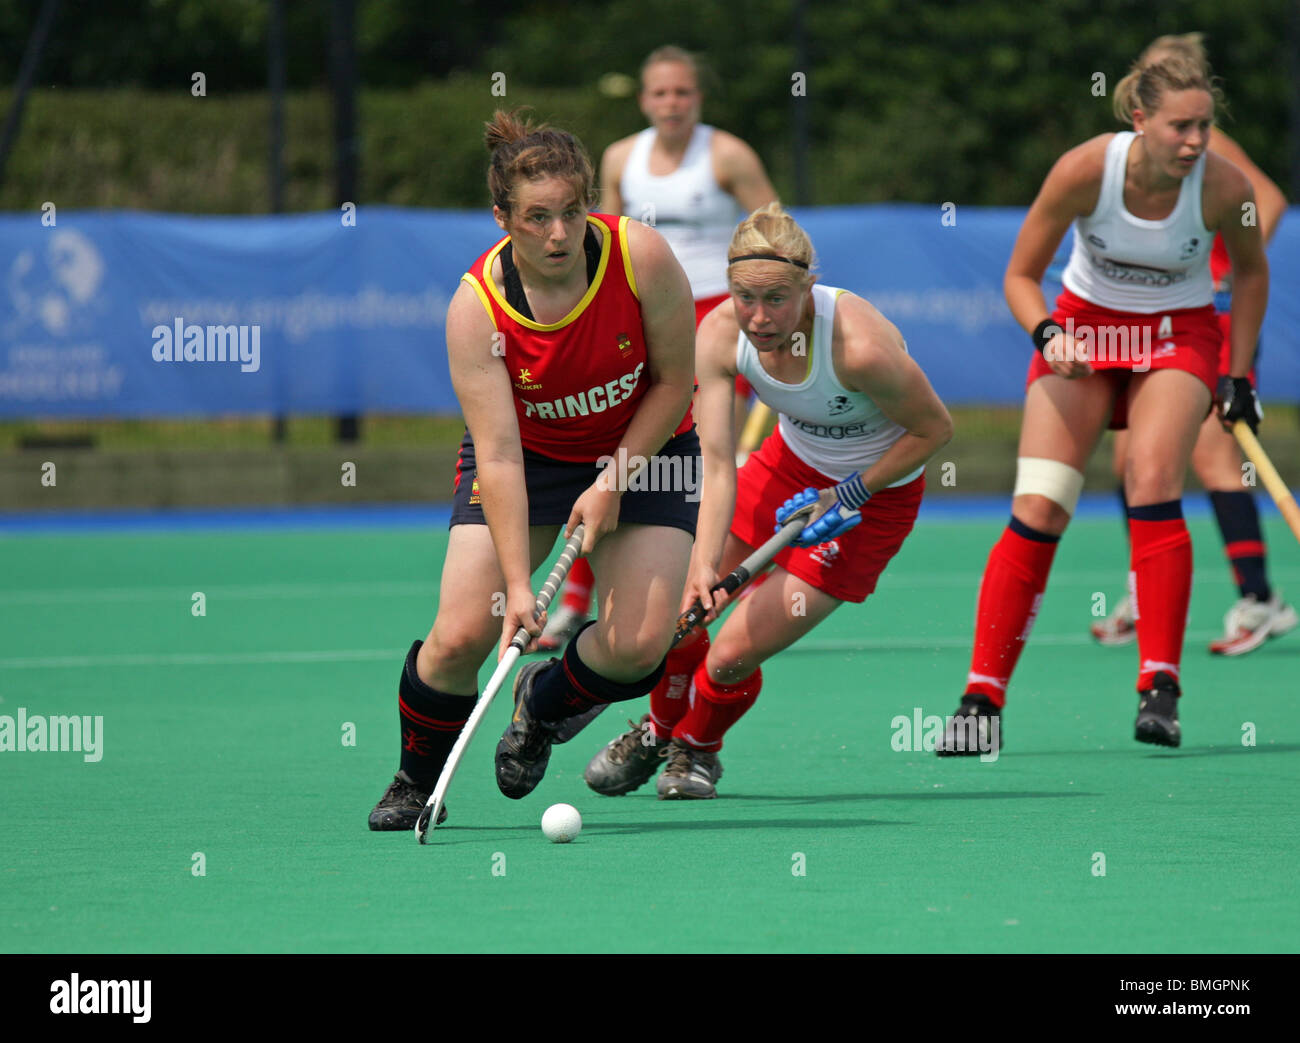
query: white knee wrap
[{"left": 1013, "top": 457, "right": 1084, "bottom": 517}]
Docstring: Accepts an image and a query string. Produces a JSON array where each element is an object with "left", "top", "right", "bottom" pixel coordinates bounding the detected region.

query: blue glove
[{"left": 776, "top": 486, "right": 864, "bottom": 548}]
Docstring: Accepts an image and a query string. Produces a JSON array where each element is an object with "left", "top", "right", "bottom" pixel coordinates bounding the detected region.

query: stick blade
[{"left": 414, "top": 799, "right": 440, "bottom": 844}]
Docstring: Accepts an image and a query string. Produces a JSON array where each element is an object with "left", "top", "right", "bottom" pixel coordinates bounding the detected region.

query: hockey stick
[
  {"left": 415, "top": 524, "right": 586, "bottom": 843},
  {"left": 672, "top": 500, "right": 816, "bottom": 641},
  {"left": 1233, "top": 421, "right": 1300, "bottom": 544},
  {"left": 735, "top": 400, "right": 772, "bottom": 465}
]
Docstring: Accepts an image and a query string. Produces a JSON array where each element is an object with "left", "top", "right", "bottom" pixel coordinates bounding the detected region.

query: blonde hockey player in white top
[
  {"left": 580, "top": 203, "right": 952, "bottom": 801},
  {"left": 934, "top": 49, "right": 1268, "bottom": 758},
  {"left": 733, "top": 282, "right": 925, "bottom": 486}
]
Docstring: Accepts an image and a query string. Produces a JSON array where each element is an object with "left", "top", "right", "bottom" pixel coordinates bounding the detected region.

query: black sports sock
[
  {"left": 397, "top": 641, "right": 476, "bottom": 788},
  {"left": 1008, "top": 515, "right": 1061, "bottom": 544},
  {"left": 1209, "top": 490, "right": 1271, "bottom": 601},
  {"left": 1117, "top": 484, "right": 1129, "bottom": 544},
  {"left": 529, "top": 623, "right": 666, "bottom": 722}
]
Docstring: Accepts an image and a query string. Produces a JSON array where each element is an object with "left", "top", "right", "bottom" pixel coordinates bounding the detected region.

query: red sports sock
[
  {"left": 965, "top": 521, "right": 1060, "bottom": 707},
  {"left": 672, "top": 663, "right": 763, "bottom": 752},
  {"left": 1129, "top": 513, "right": 1192, "bottom": 691},
  {"left": 560, "top": 558, "right": 594, "bottom": 615},
  {"left": 648, "top": 629, "right": 709, "bottom": 739}
]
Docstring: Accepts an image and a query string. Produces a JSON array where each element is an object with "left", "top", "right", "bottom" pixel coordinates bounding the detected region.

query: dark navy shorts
[{"left": 450, "top": 427, "right": 701, "bottom": 537}]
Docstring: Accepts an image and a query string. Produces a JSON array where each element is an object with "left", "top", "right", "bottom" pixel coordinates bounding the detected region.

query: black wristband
[{"left": 1032, "top": 318, "right": 1060, "bottom": 355}]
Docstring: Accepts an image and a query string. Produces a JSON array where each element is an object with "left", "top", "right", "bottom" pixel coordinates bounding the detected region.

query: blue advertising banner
[
  {"left": 798, "top": 204, "right": 1300, "bottom": 404},
  {"left": 1, "top": 204, "right": 1296, "bottom": 417}
]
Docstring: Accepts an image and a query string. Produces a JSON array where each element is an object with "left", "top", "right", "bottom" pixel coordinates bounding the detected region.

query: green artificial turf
[{"left": 2, "top": 514, "right": 1296, "bottom": 953}]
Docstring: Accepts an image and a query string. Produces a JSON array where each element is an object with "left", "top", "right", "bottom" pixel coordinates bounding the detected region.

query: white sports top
[
  {"left": 620, "top": 125, "right": 741, "bottom": 299},
  {"left": 735, "top": 284, "right": 923, "bottom": 485},
  {"left": 1062, "top": 131, "right": 1214, "bottom": 313}
]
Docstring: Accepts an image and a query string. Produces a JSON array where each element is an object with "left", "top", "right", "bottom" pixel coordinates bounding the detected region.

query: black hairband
[{"left": 727, "top": 253, "right": 810, "bottom": 270}]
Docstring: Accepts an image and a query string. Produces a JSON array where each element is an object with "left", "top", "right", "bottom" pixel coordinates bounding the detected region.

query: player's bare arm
[
  {"left": 833, "top": 295, "right": 953, "bottom": 493},
  {"left": 684, "top": 299, "right": 742, "bottom": 617},
  {"left": 1005, "top": 136, "right": 1109, "bottom": 378},
  {"left": 712, "top": 130, "right": 779, "bottom": 212},
  {"left": 599, "top": 136, "right": 635, "bottom": 218},
  {"left": 1205, "top": 153, "right": 1269, "bottom": 378},
  {"left": 445, "top": 281, "right": 539, "bottom": 642},
  {"left": 1209, "top": 128, "right": 1288, "bottom": 244}
]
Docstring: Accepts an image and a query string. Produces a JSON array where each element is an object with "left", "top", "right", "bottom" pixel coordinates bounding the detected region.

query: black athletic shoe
[
  {"left": 495, "top": 659, "right": 562, "bottom": 799},
  {"left": 585, "top": 714, "right": 669, "bottom": 796},
  {"left": 935, "top": 694, "right": 1003, "bottom": 757},
  {"left": 1135, "top": 671, "right": 1181, "bottom": 747},
  {"left": 368, "top": 771, "right": 447, "bottom": 831}
]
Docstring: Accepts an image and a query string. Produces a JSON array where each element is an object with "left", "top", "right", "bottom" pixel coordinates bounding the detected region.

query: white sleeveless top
[
  {"left": 1062, "top": 131, "right": 1214, "bottom": 313},
  {"left": 735, "top": 284, "right": 923, "bottom": 485},
  {"left": 620, "top": 125, "right": 741, "bottom": 299}
]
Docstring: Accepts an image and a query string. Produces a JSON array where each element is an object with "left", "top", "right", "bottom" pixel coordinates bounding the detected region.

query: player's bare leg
[
  {"left": 583, "top": 528, "right": 751, "bottom": 796},
  {"left": 583, "top": 523, "right": 694, "bottom": 678},
  {"left": 1091, "top": 428, "right": 1138, "bottom": 645},
  {"left": 941, "top": 371, "right": 1115, "bottom": 756},
  {"left": 495, "top": 523, "right": 692, "bottom": 799},
  {"left": 369, "top": 523, "right": 559, "bottom": 829},
  {"left": 705, "top": 562, "right": 841, "bottom": 683},
  {"left": 419, "top": 524, "right": 563, "bottom": 692},
  {"left": 654, "top": 538, "right": 841, "bottom": 798},
  {"left": 1121, "top": 369, "right": 1210, "bottom": 746}
]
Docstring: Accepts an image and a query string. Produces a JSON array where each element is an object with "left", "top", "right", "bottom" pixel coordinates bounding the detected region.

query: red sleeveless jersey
[
  {"left": 461, "top": 213, "right": 692, "bottom": 463},
  {"left": 1210, "top": 232, "right": 1230, "bottom": 287}
]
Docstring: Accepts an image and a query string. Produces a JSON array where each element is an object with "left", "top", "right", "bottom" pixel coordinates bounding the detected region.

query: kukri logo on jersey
[{"left": 514, "top": 367, "right": 542, "bottom": 391}]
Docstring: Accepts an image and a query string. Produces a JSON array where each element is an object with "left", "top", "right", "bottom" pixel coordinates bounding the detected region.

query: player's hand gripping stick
[
  {"left": 776, "top": 471, "right": 871, "bottom": 548},
  {"left": 1217, "top": 376, "right": 1263, "bottom": 434},
  {"left": 673, "top": 499, "right": 818, "bottom": 643}
]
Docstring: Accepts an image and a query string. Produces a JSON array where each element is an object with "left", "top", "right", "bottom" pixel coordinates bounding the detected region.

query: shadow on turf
[
  {"left": 405, "top": 820, "right": 905, "bottom": 845},
  {"left": 1140, "top": 741, "right": 1300, "bottom": 759},
  {"left": 1235, "top": 645, "right": 1300, "bottom": 657},
  {"left": 593, "top": 791, "right": 1103, "bottom": 833},
  {"left": 402, "top": 791, "right": 1104, "bottom": 842},
  {"left": 1003, "top": 743, "right": 1300, "bottom": 759},
  {"left": 592, "top": 817, "right": 904, "bottom": 836},
  {"left": 413, "top": 815, "right": 905, "bottom": 838},
  {"left": 718, "top": 790, "right": 1098, "bottom": 801}
]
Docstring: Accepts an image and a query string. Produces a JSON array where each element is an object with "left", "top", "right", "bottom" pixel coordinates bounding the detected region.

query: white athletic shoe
[
  {"left": 1090, "top": 593, "right": 1136, "bottom": 646},
  {"left": 657, "top": 739, "right": 724, "bottom": 800},
  {"left": 1209, "top": 594, "right": 1300, "bottom": 656},
  {"left": 537, "top": 604, "right": 588, "bottom": 653}
]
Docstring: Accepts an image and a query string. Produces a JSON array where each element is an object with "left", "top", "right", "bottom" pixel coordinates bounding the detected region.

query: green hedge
[
  {"left": 1, "top": 0, "right": 1292, "bottom": 213},
  {"left": 0, "top": 78, "right": 687, "bottom": 214},
  {"left": 2, "top": 44, "right": 1290, "bottom": 217}
]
